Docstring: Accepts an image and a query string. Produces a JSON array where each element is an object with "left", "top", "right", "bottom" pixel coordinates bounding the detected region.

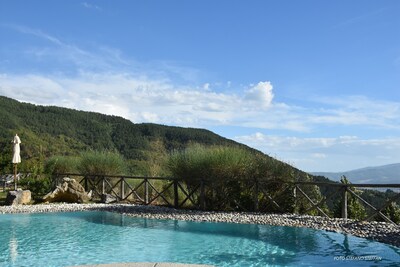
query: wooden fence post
[
  {"left": 144, "top": 178, "right": 149, "bottom": 205},
  {"left": 253, "top": 179, "right": 259, "bottom": 212},
  {"left": 174, "top": 180, "right": 179, "bottom": 208},
  {"left": 341, "top": 185, "right": 348, "bottom": 219},
  {"left": 84, "top": 176, "right": 88, "bottom": 192},
  {"left": 120, "top": 177, "right": 125, "bottom": 200},
  {"left": 102, "top": 176, "right": 105, "bottom": 195},
  {"left": 200, "top": 179, "right": 206, "bottom": 210},
  {"left": 293, "top": 185, "right": 297, "bottom": 213}
]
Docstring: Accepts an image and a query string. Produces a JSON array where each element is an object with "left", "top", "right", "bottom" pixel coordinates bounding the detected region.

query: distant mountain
[{"left": 312, "top": 163, "right": 400, "bottom": 184}]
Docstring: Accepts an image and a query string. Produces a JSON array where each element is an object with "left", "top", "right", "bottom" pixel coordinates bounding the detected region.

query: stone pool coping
[{"left": 0, "top": 203, "right": 399, "bottom": 248}]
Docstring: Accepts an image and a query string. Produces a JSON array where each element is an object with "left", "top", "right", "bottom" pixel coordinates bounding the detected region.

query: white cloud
[
  {"left": 312, "top": 153, "right": 327, "bottom": 159},
  {"left": 81, "top": 2, "right": 102, "bottom": 11},
  {"left": 2, "top": 69, "right": 400, "bottom": 136},
  {"left": 244, "top": 81, "right": 274, "bottom": 108},
  {"left": 202, "top": 83, "right": 210, "bottom": 91},
  {"left": 309, "top": 96, "right": 400, "bottom": 128},
  {"left": 0, "top": 72, "right": 275, "bottom": 127},
  {"left": 11, "top": 25, "right": 64, "bottom": 46},
  {"left": 0, "top": 74, "right": 64, "bottom": 103},
  {"left": 6, "top": 26, "right": 400, "bottom": 132},
  {"left": 0, "top": 25, "right": 279, "bottom": 127},
  {"left": 7, "top": 25, "right": 130, "bottom": 74},
  {"left": 133, "top": 112, "right": 160, "bottom": 123}
]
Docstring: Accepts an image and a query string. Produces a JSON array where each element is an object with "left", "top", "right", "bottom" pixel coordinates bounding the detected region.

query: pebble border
[{"left": 0, "top": 203, "right": 399, "bottom": 248}]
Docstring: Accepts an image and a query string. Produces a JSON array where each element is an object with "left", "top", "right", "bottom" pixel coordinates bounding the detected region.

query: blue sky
[{"left": 1, "top": 0, "right": 400, "bottom": 173}]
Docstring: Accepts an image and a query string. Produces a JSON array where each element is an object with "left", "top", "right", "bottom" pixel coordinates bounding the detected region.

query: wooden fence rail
[
  {"left": 0, "top": 173, "right": 31, "bottom": 191},
  {"left": 52, "top": 174, "right": 400, "bottom": 224}
]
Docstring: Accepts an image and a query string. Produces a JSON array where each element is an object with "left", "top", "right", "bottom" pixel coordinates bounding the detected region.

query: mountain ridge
[{"left": 312, "top": 163, "right": 400, "bottom": 184}]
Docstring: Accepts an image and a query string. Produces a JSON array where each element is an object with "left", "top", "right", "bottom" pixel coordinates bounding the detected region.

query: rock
[
  {"left": 6, "top": 190, "right": 32, "bottom": 205},
  {"left": 43, "top": 177, "right": 91, "bottom": 203},
  {"left": 101, "top": 193, "right": 118, "bottom": 204},
  {"left": 87, "top": 190, "right": 93, "bottom": 199}
]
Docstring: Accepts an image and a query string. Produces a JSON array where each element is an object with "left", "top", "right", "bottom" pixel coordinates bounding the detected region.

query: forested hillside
[{"left": 0, "top": 96, "right": 282, "bottom": 175}]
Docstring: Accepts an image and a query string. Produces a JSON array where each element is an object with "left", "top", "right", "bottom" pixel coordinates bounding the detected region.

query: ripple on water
[{"left": 0, "top": 211, "right": 399, "bottom": 267}]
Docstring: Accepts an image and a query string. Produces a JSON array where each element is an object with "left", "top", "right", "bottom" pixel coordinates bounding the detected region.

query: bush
[
  {"left": 166, "top": 145, "right": 325, "bottom": 213},
  {"left": 167, "top": 144, "right": 251, "bottom": 182},
  {"left": 78, "top": 150, "right": 127, "bottom": 176},
  {"left": 383, "top": 202, "right": 400, "bottom": 224},
  {"left": 333, "top": 176, "right": 367, "bottom": 220},
  {"left": 19, "top": 176, "right": 52, "bottom": 200},
  {"left": 45, "top": 155, "right": 79, "bottom": 175},
  {"left": 167, "top": 145, "right": 255, "bottom": 210}
]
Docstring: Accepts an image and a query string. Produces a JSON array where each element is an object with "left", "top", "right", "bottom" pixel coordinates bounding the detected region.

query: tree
[
  {"left": 383, "top": 201, "right": 400, "bottom": 224},
  {"left": 334, "top": 176, "right": 367, "bottom": 220}
]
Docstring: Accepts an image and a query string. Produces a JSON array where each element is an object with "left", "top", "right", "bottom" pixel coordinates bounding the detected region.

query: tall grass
[
  {"left": 167, "top": 145, "right": 255, "bottom": 210},
  {"left": 167, "top": 144, "right": 251, "bottom": 182},
  {"left": 166, "top": 144, "right": 326, "bottom": 213},
  {"left": 78, "top": 150, "right": 127, "bottom": 176},
  {"left": 45, "top": 155, "right": 79, "bottom": 175}
]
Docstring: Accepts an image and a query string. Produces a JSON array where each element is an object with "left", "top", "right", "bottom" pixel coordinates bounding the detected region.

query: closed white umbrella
[
  {"left": 12, "top": 134, "right": 21, "bottom": 190},
  {"left": 12, "top": 134, "right": 21, "bottom": 164}
]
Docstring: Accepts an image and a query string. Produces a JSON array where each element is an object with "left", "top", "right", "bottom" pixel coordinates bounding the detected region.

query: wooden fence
[
  {"left": 0, "top": 173, "right": 31, "bottom": 191},
  {"left": 52, "top": 174, "right": 400, "bottom": 225}
]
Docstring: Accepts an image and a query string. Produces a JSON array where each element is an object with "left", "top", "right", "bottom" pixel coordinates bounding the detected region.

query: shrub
[
  {"left": 167, "top": 144, "right": 251, "bottom": 182},
  {"left": 166, "top": 145, "right": 325, "bottom": 213},
  {"left": 167, "top": 145, "right": 255, "bottom": 210},
  {"left": 78, "top": 150, "right": 127, "bottom": 176},
  {"left": 45, "top": 155, "right": 79, "bottom": 175},
  {"left": 333, "top": 176, "right": 367, "bottom": 220},
  {"left": 383, "top": 202, "right": 400, "bottom": 224},
  {"left": 19, "top": 175, "right": 52, "bottom": 200}
]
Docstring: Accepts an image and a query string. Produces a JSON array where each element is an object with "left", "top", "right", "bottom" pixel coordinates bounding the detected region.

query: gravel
[{"left": 1, "top": 203, "right": 399, "bottom": 248}]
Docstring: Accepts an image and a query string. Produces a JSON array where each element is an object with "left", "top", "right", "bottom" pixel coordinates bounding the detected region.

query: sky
[{"left": 0, "top": 0, "right": 400, "bottom": 173}]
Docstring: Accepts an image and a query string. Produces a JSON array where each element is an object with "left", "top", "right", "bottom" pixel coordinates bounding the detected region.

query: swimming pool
[{"left": 0, "top": 211, "right": 398, "bottom": 266}]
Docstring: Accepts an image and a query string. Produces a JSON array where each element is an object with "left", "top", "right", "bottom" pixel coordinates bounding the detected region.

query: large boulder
[
  {"left": 6, "top": 190, "right": 32, "bottom": 205},
  {"left": 43, "top": 177, "right": 91, "bottom": 203}
]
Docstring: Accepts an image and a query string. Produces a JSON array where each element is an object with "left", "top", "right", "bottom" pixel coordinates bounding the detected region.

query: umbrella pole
[{"left": 13, "top": 163, "right": 17, "bottom": 191}]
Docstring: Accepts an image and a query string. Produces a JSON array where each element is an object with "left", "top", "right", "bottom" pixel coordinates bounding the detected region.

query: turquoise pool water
[{"left": 0, "top": 211, "right": 399, "bottom": 267}]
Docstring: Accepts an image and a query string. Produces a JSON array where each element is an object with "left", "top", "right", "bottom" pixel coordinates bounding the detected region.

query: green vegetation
[
  {"left": 333, "top": 176, "right": 367, "bottom": 220},
  {"left": 166, "top": 145, "right": 322, "bottom": 213},
  {"left": 0, "top": 96, "right": 247, "bottom": 176},
  {"left": 0, "top": 191, "right": 6, "bottom": 205},
  {"left": 0, "top": 96, "right": 398, "bottom": 221},
  {"left": 0, "top": 95, "right": 309, "bottom": 182},
  {"left": 78, "top": 150, "right": 127, "bottom": 176},
  {"left": 45, "top": 155, "right": 79, "bottom": 175},
  {"left": 18, "top": 176, "right": 52, "bottom": 201},
  {"left": 167, "top": 145, "right": 253, "bottom": 210},
  {"left": 167, "top": 145, "right": 251, "bottom": 182},
  {"left": 383, "top": 202, "right": 400, "bottom": 224}
]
